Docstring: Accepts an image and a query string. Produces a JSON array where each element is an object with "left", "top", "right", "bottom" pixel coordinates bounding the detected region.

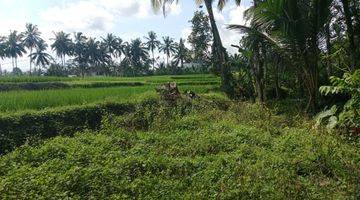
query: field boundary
[{"left": 0, "top": 99, "right": 161, "bottom": 155}]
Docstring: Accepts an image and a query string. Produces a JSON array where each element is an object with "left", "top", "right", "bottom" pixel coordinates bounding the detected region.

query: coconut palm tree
[
  {"left": 72, "top": 32, "right": 88, "bottom": 76},
  {"left": 115, "top": 37, "right": 126, "bottom": 63},
  {"left": 151, "top": 0, "right": 242, "bottom": 96},
  {"left": 101, "top": 33, "right": 119, "bottom": 74},
  {"left": 145, "top": 31, "right": 161, "bottom": 69},
  {"left": 173, "top": 38, "right": 188, "bottom": 69},
  {"left": 23, "top": 23, "right": 42, "bottom": 75},
  {"left": 85, "top": 38, "right": 110, "bottom": 73},
  {"left": 51, "top": 31, "right": 72, "bottom": 67},
  {"left": 6, "top": 31, "right": 26, "bottom": 70},
  {"left": 129, "top": 38, "right": 149, "bottom": 75},
  {"left": 0, "top": 36, "right": 7, "bottom": 75},
  {"left": 101, "top": 33, "right": 118, "bottom": 58},
  {"left": 229, "top": 0, "right": 333, "bottom": 111},
  {"left": 159, "top": 36, "right": 176, "bottom": 67},
  {"left": 30, "top": 39, "right": 53, "bottom": 73}
]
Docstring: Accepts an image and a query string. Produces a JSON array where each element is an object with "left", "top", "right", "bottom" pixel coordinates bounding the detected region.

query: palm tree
[
  {"left": 23, "top": 23, "right": 42, "bottom": 75},
  {"left": 340, "top": 0, "right": 358, "bottom": 70},
  {"left": 102, "top": 33, "right": 119, "bottom": 74},
  {"left": 85, "top": 38, "right": 110, "bottom": 74},
  {"left": 159, "top": 36, "right": 176, "bottom": 67},
  {"left": 151, "top": 0, "right": 242, "bottom": 96},
  {"left": 51, "top": 31, "right": 72, "bottom": 67},
  {"left": 145, "top": 31, "right": 161, "bottom": 69},
  {"left": 6, "top": 31, "right": 26, "bottom": 70},
  {"left": 173, "top": 38, "right": 188, "bottom": 69},
  {"left": 30, "top": 39, "right": 53, "bottom": 72},
  {"left": 129, "top": 38, "right": 149, "bottom": 75},
  {"left": 0, "top": 36, "right": 7, "bottom": 75},
  {"left": 115, "top": 37, "right": 126, "bottom": 64},
  {"left": 229, "top": 0, "right": 332, "bottom": 111},
  {"left": 102, "top": 33, "right": 118, "bottom": 58},
  {"left": 73, "top": 32, "right": 88, "bottom": 76}
]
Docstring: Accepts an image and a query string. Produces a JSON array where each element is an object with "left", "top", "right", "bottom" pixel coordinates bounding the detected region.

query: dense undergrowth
[{"left": 1, "top": 94, "right": 359, "bottom": 199}]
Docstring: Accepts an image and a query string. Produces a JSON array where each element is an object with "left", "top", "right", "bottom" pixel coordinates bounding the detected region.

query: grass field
[
  {"left": 0, "top": 74, "right": 219, "bottom": 83},
  {"left": 0, "top": 74, "right": 359, "bottom": 199},
  {"left": 0, "top": 74, "right": 219, "bottom": 113}
]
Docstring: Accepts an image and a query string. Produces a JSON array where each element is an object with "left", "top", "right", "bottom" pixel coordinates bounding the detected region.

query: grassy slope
[{"left": 0, "top": 96, "right": 359, "bottom": 199}]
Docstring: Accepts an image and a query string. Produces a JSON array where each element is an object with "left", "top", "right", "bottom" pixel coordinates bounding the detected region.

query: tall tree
[
  {"left": 188, "top": 10, "right": 212, "bottom": 67},
  {"left": 102, "top": 33, "right": 119, "bottom": 74},
  {"left": 23, "top": 23, "right": 42, "bottom": 75},
  {"left": 6, "top": 31, "right": 26, "bottom": 70},
  {"left": 340, "top": 0, "right": 358, "bottom": 70},
  {"left": 129, "top": 38, "right": 149, "bottom": 75},
  {"left": 174, "top": 38, "right": 188, "bottom": 69},
  {"left": 72, "top": 32, "right": 88, "bottom": 76},
  {"left": 230, "top": 0, "right": 333, "bottom": 111},
  {"left": 101, "top": 33, "right": 118, "bottom": 59},
  {"left": 151, "top": 0, "right": 241, "bottom": 96},
  {"left": 30, "top": 39, "right": 53, "bottom": 72},
  {"left": 145, "top": 31, "right": 161, "bottom": 69},
  {"left": 0, "top": 36, "right": 7, "bottom": 75},
  {"left": 159, "top": 36, "right": 176, "bottom": 67},
  {"left": 51, "top": 31, "right": 72, "bottom": 67}
]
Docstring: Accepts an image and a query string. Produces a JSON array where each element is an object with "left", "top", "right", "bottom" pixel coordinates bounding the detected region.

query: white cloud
[{"left": 40, "top": 0, "right": 182, "bottom": 36}]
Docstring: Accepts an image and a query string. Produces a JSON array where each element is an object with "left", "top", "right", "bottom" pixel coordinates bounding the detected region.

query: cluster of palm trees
[
  {"left": 0, "top": 24, "right": 190, "bottom": 76},
  {"left": 0, "top": 24, "right": 53, "bottom": 75},
  {"left": 153, "top": 0, "right": 360, "bottom": 112}
]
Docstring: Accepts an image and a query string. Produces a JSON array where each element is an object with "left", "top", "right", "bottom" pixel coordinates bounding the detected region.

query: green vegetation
[
  {"left": 0, "top": 0, "right": 359, "bottom": 198},
  {"left": 0, "top": 74, "right": 218, "bottom": 112},
  {"left": 1, "top": 96, "right": 359, "bottom": 199}
]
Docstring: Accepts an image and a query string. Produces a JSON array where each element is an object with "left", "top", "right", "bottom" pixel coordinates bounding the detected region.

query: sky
[{"left": 0, "top": 0, "right": 251, "bottom": 71}]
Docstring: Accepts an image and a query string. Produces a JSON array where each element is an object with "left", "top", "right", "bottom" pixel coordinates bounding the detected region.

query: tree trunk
[
  {"left": 167, "top": 55, "right": 169, "bottom": 67},
  {"left": 152, "top": 50, "right": 155, "bottom": 70},
  {"left": 29, "top": 48, "right": 32, "bottom": 75},
  {"left": 204, "top": 0, "right": 233, "bottom": 97},
  {"left": 252, "top": 46, "right": 265, "bottom": 103},
  {"left": 275, "top": 57, "right": 281, "bottom": 100},
  {"left": 325, "top": 22, "right": 332, "bottom": 78},
  {"left": 11, "top": 57, "right": 14, "bottom": 71},
  {"left": 249, "top": 0, "right": 265, "bottom": 103},
  {"left": 341, "top": 0, "right": 357, "bottom": 70}
]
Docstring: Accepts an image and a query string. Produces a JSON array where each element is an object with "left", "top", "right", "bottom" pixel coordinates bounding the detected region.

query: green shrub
[
  {"left": 319, "top": 70, "right": 360, "bottom": 135},
  {"left": 0, "top": 96, "right": 358, "bottom": 199},
  {"left": 0, "top": 101, "right": 136, "bottom": 154}
]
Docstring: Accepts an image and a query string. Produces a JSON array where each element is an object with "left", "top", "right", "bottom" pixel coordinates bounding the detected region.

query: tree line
[
  {"left": 153, "top": 0, "right": 359, "bottom": 113},
  {"left": 0, "top": 11, "right": 213, "bottom": 77}
]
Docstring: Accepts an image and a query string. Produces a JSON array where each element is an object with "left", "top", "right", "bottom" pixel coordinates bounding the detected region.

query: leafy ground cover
[{"left": 0, "top": 95, "right": 359, "bottom": 199}]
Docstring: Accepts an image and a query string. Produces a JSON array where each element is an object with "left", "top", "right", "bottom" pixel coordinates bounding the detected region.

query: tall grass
[
  {"left": 0, "top": 85, "right": 218, "bottom": 113},
  {"left": 0, "top": 74, "right": 219, "bottom": 83}
]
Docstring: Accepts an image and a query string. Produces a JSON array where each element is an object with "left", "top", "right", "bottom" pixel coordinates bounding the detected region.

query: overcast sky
[{"left": 0, "top": 0, "right": 250, "bottom": 71}]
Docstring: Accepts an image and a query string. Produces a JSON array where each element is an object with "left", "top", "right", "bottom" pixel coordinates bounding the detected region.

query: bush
[
  {"left": 319, "top": 70, "right": 360, "bottom": 136},
  {"left": 0, "top": 95, "right": 359, "bottom": 199},
  {"left": 0, "top": 101, "right": 136, "bottom": 154}
]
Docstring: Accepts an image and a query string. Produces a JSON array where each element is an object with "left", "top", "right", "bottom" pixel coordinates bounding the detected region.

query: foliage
[
  {"left": 0, "top": 95, "right": 359, "bottom": 199},
  {"left": 188, "top": 10, "right": 212, "bottom": 67},
  {"left": 318, "top": 70, "right": 360, "bottom": 134},
  {"left": 0, "top": 100, "right": 137, "bottom": 154}
]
